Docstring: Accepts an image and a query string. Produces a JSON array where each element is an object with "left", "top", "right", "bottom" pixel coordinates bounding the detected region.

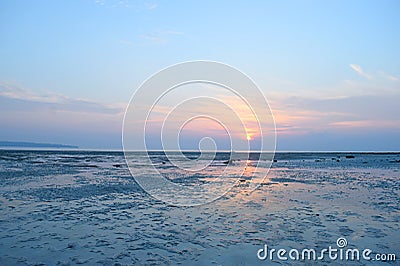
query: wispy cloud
[
  {"left": 0, "top": 81, "right": 124, "bottom": 114},
  {"left": 271, "top": 93, "right": 400, "bottom": 134},
  {"left": 349, "top": 64, "right": 400, "bottom": 82},
  {"left": 0, "top": 81, "right": 126, "bottom": 148},
  {"left": 378, "top": 70, "right": 399, "bottom": 81},
  {"left": 0, "top": 81, "right": 66, "bottom": 103},
  {"left": 329, "top": 120, "right": 400, "bottom": 129},
  {"left": 145, "top": 2, "right": 158, "bottom": 10},
  {"left": 140, "top": 30, "right": 184, "bottom": 43},
  {"left": 94, "top": 0, "right": 105, "bottom": 6},
  {"left": 350, "top": 64, "right": 371, "bottom": 79},
  {"left": 141, "top": 33, "right": 165, "bottom": 43}
]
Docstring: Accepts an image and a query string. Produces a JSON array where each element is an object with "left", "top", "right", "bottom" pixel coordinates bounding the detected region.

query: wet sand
[{"left": 0, "top": 151, "right": 398, "bottom": 265}]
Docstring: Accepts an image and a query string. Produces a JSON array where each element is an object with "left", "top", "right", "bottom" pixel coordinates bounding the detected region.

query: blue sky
[{"left": 1, "top": 0, "right": 399, "bottom": 150}]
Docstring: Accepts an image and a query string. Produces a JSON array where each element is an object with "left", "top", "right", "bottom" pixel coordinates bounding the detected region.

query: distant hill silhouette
[{"left": 0, "top": 141, "right": 78, "bottom": 149}]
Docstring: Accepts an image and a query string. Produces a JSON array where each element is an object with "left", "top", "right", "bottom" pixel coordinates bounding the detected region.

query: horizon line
[{"left": 1, "top": 147, "right": 399, "bottom": 153}]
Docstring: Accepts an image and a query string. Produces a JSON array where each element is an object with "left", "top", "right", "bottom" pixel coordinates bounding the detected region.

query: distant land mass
[{"left": 0, "top": 141, "right": 79, "bottom": 149}]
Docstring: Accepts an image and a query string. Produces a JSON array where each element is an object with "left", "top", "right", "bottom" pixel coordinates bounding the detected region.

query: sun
[{"left": 246, "top": 134, "right": 252, "bottom": 141}]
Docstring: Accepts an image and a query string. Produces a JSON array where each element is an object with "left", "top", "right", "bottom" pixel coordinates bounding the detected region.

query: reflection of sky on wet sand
[{"left": 0, "top": 151, "right": 398, "bottom": 264}]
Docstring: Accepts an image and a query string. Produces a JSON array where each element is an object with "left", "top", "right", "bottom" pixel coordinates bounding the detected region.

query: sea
[{"left": 0, "top": 150, "right": 399, "bottom": 265}]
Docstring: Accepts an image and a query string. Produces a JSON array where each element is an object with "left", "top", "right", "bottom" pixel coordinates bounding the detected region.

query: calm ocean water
[{"left": 0, "top": 150, "right": 399, "bottom": 265}]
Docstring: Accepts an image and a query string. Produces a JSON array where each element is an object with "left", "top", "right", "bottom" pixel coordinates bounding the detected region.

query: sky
[{"left": 0, "top": 0, "right": 399, "bottom": 151}]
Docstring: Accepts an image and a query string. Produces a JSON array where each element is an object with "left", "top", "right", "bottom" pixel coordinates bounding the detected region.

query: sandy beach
[{"left": 0, "top": 151, "right": 398, "bottom": 265}]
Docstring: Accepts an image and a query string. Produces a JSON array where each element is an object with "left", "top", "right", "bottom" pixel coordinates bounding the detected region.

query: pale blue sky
[{"left": 1, "top": 0, "right": 399, "bottom": 150}]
